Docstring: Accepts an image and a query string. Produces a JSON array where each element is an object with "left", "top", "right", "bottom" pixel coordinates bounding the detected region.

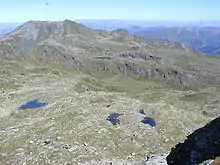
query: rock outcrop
[{"left": 166, "top": 117, "right": 220, "bottom": 165}]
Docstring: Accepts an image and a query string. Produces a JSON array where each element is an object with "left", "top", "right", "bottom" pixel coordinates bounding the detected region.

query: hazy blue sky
[{"left": 0, "top": 0, "right": 220, "bottom": 22}]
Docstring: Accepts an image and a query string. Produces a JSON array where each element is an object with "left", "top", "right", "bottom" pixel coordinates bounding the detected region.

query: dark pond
[
  {"left": 139, "top": 109, "right": 146, "bottom": 115},
  {"left": 141, "top": 117, "right": 156, "bottom": 127},
  {"left": 106, "top": 113, "right": 123, "bottom": 125},
  {"left": 19, "top": 99, "right": 48, "bottom": 110}
]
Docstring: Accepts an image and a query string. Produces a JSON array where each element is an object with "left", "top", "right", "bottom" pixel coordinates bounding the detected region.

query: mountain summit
[{"left": 0, "top": 20, "right": 96, "bottom": 51}]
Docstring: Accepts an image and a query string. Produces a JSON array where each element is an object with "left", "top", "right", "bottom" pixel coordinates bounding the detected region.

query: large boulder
[{"left": 166, "top": 117, "right": 220, "bottom": 165}]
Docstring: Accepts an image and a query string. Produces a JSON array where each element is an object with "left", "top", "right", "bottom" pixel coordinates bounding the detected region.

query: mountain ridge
[
  {"left": 1, "top": 20, "right": 220, "bottom": 89},
  {"left": 132, "top": 26, "right": 220, "bottom": 55}
]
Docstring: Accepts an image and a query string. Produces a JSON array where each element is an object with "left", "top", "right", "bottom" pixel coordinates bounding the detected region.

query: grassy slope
[{"left": 0, "top": 50, "right": 220, "bottom": 164}]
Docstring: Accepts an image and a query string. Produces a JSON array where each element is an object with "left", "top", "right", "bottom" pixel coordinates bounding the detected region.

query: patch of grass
[
  {"left": 0, "top": 43, "right": 11, "bottom": 49},
  {"left": 179, "top": 93, "right": 208, "bottom": 102}
]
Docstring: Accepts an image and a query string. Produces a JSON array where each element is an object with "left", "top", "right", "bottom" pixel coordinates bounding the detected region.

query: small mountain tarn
[
  {"left": 138, "top": 109, "right": 156, "bottom": 127},
  {"left": 106, "top": 113, "right": 123, "bottom": 125},
  {"left": 139, "top": 109, "right": 146, "bottom": 115},
  {"left": 19, "top": 99, "right": 48, "bottom": 110},
  {"left": 141, "top": 117, "right": 156, "bottom": 127}
]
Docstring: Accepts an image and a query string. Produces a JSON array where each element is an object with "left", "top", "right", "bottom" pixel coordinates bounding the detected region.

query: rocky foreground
[{"left": 167, "top": 116, "right": 220, "bottom": 165}]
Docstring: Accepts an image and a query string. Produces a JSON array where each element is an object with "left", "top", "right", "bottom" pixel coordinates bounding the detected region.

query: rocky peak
[
  {"left": 61, "top": 19, "right": 96, "bottom": 39},
  {"left": 0, "top": 20, "right": 96, "bottom": 51},
  {"left": 111, "top": 29, "right": 130, "bottom": 35}
]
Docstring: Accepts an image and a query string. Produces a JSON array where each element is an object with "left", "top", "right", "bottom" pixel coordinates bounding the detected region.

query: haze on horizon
[{"left": 0, "top": 0, "right": 220, "bottom": 23}]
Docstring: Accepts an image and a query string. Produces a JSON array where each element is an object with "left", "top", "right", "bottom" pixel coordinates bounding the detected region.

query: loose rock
[{"left": 44, "top": 138, "right": 53, "bottom": 145}]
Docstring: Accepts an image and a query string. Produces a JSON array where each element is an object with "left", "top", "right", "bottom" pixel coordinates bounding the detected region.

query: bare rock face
[
  {"left": 120, "top": 52, "right": 161, "bottom": 62},
  {"left": 166, "top": 117, "right": 220, "bottom": 165}
]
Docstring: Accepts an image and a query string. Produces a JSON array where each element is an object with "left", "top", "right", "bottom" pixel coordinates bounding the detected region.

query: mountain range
[
  {"left": 0, "top": 20, "right": 220, "bottom": 164},
  {"left": 131, "top": 26, "right": 220, "bottom": 55},
  {"left": 2, "top": 21, "right": 220, "bottom": 56},
  {"left": 75, "top": 20, "right": 220, "bottom": 56},
  {"left": 0, "top": 23, "right": 21, "bottom": 34}
]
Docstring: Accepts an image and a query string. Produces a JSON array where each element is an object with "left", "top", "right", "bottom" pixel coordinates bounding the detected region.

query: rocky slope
[{"left": 0, "top": 20, "right": 220, "bottom": 164}]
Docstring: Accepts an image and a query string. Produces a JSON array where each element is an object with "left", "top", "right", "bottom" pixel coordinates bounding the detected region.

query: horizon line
[{"left": 1, "top": 19, "right": 220, "bottom": 24}]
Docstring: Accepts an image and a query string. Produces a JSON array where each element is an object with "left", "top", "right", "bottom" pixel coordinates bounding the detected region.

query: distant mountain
[
  {"left": 0, "top": 23, "right": 21, "bottom": 34},
  {"left": 76, "top": 20, "right": 220, "bottom": 30},
  {"left": 74, "top": 20, "right": 220, "bottom": 56},
  {"left": 132, "top": 26, "right": 220, "bottom": 55},
  {"left": 76, "top": 20, "right": 206, "bottom": 31},
  {"left": 0, "top": 28, "right": 11, "bottom": 34}
]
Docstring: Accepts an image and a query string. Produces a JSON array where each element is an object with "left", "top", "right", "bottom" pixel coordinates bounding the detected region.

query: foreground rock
[
  {"left": 212, "top": 157, "right": 220, "bottom": 165},
  {"left": 166, "top": 117, "right": 220, "bottom": 165},
  {"left": 145, "top": 154, "right": 168, "bottom": 165}
]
